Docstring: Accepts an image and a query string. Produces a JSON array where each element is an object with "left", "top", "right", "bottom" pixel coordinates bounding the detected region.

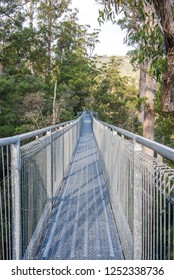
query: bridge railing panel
[
  {"left": 92, "top": 116, "right": 174, "bottom": 260},
  {"left": 0, "top": 114, "right": 83, "bottom": 260},
  {"left": 0, "top": 145, "right": 12, "bottom": 260}
]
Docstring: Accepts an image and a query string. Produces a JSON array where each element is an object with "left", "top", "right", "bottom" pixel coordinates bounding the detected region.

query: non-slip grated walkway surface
[{"left": 36, "top": 115, "right": 124, "bottom": 260}]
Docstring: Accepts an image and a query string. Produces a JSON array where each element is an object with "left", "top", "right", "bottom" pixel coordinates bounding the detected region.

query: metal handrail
[
  {"left": 92, "top": 114, "right": 174, "bottom": 260},
  {"left": 0, "top": 118, "right": 80, "bottom": 146},
  {"left": 1, "top": 111, "right": 173, "bottom": 260},
  {"left": 98, "top": 119, "right": 174, "bottom": 161},
  {"left": 0, "top": 113, "right": 84, "bottom": 260}
]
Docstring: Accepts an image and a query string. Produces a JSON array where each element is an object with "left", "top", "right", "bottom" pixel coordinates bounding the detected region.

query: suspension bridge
[{"left": 0, "top": 112, "right": 174, "bottom": 260}]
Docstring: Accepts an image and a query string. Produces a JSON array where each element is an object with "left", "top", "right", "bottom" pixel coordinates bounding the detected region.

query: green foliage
[
  {"left": 155, "top": 86, "right": 174, "bottom": 148},
  {"left": 96, "top": 0, "right": 174, "bottom": 147},
  {"left": 0, "top": 74, "right": 47, "bottom": 137},
  {"left": 92, "top": 57, "right": 141, "bottom": 133},
  {"left": 155, "top": 113, "right": 174, "bottom": 147},
  {"left": 0, "top": 1, "right": 101, "bottom": 137},
  {"left": 0, "top": 0, "right": 141, "bottom": 139}
]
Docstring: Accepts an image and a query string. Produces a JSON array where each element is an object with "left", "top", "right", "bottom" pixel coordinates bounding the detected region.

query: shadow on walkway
[{"left": 36, "top": 114, "right": 124, "bottom": 260}]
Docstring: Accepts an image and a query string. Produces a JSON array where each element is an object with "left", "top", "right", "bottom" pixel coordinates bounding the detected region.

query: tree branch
[
  {"left": 133, "top": 62, "right": 157, "bottom": 81},
  {"left": 143, "top": 0, "right": 164, "bottom": 34}
]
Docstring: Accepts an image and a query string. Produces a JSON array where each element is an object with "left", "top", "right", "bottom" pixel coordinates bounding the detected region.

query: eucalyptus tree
[
  {"left": 95, "top": 1, "right": 174, "bottom": 154},
  {"left": 0, "top": 0, "right": 42, "bottom": 76},
  {"left": 96, "top": 0, "right": 174, "bottom": 113},
  {"left": 36, "top": 0, "right": 71, "bottom": 78},
  {"left": 95, "top": 1, "right": 158, "bottom": 150},
  {"left": 53, "top": 11, "right": 100, "bottom": 118},
  {"left": 0, "top": 0, "right": 26, "bottom": 71}
]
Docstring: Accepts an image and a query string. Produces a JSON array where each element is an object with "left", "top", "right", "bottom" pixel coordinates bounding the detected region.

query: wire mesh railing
[
  {"left": 0, "top": 114, "right": 83, "bottom": 260},
  {"left": 1, "top": 110, "right": 174, "bottom": 260},
  {"left": 92, "top": 116, "right": 174, "bottom": 260},
  {"left": 0, "top": 145, "right": 12, "bottom": 260}
]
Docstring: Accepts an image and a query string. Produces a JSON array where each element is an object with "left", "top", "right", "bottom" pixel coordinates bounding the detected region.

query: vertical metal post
[
  {"left": 63, "top": 131, "right": 65, "bottom": 176},
  {"left": 133, "top": 141, "right": 143, "bottom": 259},
  {"left": 11, "top": 139, "right": 22, "bottom": 260},
  {"left": 47, "top": 130, "right": 53, "bottom": 208}
]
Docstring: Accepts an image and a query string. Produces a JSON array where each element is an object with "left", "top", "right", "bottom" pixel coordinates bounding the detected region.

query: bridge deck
[{"left": 36, "top": 115, "right": 124, "bottom": 260}]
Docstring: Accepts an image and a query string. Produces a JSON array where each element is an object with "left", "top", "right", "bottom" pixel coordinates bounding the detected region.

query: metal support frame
[
  {"left": 0, "top": 114, "right": 83, "bottom": 260},
  {"left": 11, "top": 139, "right": 22, "bottom": 260},
  {"left": 46, "top": 130, "right": 53, "bottom": 209},
  {"left": 92, "top": 114, "right": 174, "bottom": 260},
  {"left": 2, "top": 111, "right": 174, "bottom": 260},
  {"left": 133, "top": 141, "right": 143, "bottom": 259}
]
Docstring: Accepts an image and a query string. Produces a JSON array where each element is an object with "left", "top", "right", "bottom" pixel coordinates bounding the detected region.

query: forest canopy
[
  {"left": 1, "top": 0, "right": 174, "bottom": 148},
  {"left": 0, "top": 0, "right": 139, "bottom": 138}
]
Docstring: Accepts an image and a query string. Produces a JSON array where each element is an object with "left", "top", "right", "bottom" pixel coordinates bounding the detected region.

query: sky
[{"left": 70, "top": 0, "right": 132, "bottom": 56}]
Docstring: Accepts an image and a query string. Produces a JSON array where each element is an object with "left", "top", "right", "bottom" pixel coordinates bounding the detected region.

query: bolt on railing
[
  {"left": 0, "top": 114, "right": 84, "bottom": 260},
  {"left": 92, "top": 115, "right": 174, "bottom": 260}
]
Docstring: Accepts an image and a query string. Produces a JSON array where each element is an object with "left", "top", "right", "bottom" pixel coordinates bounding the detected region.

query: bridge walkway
[{"left": 36, "top": 114, "right": 124, "bottom": 260}]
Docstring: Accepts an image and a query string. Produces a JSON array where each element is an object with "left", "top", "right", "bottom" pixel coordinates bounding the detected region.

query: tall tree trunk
[
  {"left": 138, "top": 62, "right": 147, "bottom": 123},
  {"left": 162, "top": 48, "right": 174, "bottom": 111},
  {"left": 29, "top": 0, "right": 34, "bottom": 29},
  {"left": 0, "top": 59, "right": 3, "bottom": 75},
  {"left": 153, "top": 0, "right": 174, "bottom": 112},
  {"left": 141, "top": 1, "right": 156, "bottom": 156},
  {"left": 46, "top": 0, "right": 52, "bottom": 76},
  {"left": 27, "top": 0, "right": 35, "bottom": 75},
  {"left": 53, "top": 80, "right": 57, "bottom": 125},
  {"left": 143, "top": 60, "right": 156, "bottom": 156}
]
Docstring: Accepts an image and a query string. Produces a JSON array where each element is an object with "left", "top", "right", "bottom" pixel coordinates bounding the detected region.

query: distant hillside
[{"left": 93, "top": 55, "right": 140, "bottom": 86}]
